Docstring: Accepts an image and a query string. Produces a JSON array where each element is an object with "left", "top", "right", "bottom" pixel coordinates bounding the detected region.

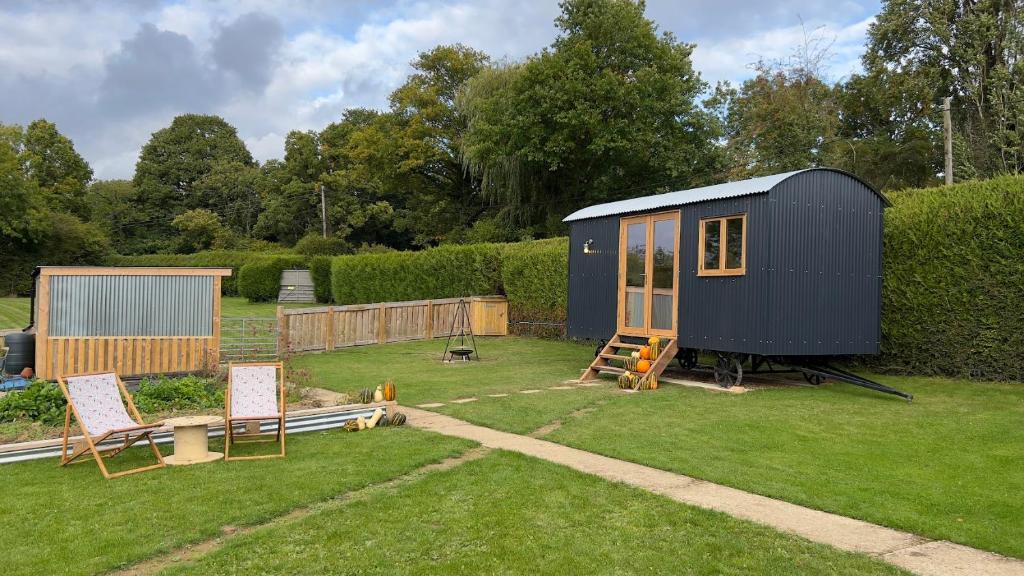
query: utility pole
[
  {"left": 943, "top": 97, "right": 953, "bottom": 185},
  {"left": 319, "top": 182, "right": 328, "bottom": 238}
]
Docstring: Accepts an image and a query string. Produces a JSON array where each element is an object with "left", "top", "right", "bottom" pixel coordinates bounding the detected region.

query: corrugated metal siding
[
  {"left": 764, "top": 171, "right": 883, "bottom": 355},
  {"left": 567, "top": 216, "right": 619, "bottom": 339},
  {"left": 48, "top": 275, "right": 214, "bottom": 337},
  {"left": 678, "top": 195, "right": 772, "bottom": 354}
]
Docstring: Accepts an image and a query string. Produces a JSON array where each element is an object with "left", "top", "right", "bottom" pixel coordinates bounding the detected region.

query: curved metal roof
[{"left": 562, "top": 168, "right": 884, "bottom": 222}]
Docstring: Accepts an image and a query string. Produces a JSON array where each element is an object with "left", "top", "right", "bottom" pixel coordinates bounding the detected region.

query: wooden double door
[{"left": 617, "top": 211, "right": 680, "bottom": 338}]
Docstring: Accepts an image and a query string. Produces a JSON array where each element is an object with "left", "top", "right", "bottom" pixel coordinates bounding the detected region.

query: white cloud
[{"left": 0, "top": 0, "right": 879, "bottom": 179}]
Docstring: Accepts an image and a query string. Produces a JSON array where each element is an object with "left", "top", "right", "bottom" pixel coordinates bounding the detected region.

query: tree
[
  {"left": 192, "top": 161, "right": 266, "bottom": 236},
  {"left": 863, "top": 0, "right": 1024, "bottom": 178},
  {"left": 172, "top": 208, "right": 231, "bottom": 253},
  {"left": 21, "top": 119, "right": 93, "bottom": 218},
  {"left": 459, "top": 0, "right": 722, "bottom": 234},
  {"left": 84, "top": 179, "right": 156, "bottom": 254},
  {"left": 133, "top": 114, "right": 254, "bottom": 235}
]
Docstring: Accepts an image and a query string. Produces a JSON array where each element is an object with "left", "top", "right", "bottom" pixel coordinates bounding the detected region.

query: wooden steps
[{"left": 582, "top": 333, "right": 678, "bottom": 385}]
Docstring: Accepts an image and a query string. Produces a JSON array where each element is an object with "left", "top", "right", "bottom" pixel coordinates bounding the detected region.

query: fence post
[
  {"left": 425, "top": 300, "right": 434, "bottom": 339},
  {"left": 326, "top": 306, "right": 335, "bottom": 351},
  {"left": 276, "top": 306, "right": 288, "bottom": 356},
  {"left": 378, "top": 302, "right": 387, "bottom": 344}
]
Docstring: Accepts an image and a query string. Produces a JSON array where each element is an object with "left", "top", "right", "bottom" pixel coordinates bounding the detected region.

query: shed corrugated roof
[{"left": 562, "top": 168, "right": 883, "bottom": 222}]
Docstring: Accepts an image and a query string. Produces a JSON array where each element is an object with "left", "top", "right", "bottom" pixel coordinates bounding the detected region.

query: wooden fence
[{"left": 279, "top": 296, "right": 508, "bottom": 354}]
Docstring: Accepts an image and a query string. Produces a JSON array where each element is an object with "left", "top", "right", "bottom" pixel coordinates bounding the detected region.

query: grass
[
  {"left": 294, "top": 337, "right": 1024, "bottom": 559},
  {"left": 160, "top": 450, "right": 907, "bottom": 576},
  {"left": 0, "top": 427, "right": 474, "bottom": 576},
  {"left": 0, "top": 297, "right": 29, "bottom": 330},
  {"left": 287, "top": 336, "right": 594, "bottom": 406},
  {"left": 548, "top": 376, "right": 1024, "bottom": 559}
]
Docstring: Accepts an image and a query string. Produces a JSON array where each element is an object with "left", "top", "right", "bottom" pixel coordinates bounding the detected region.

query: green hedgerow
[
  {"left": 238, "top": 256, "right": 308, "bottom": 302},
  {"left": 310, "top": 256, "right": 333, "bottom": 303},
  {"left": 107, "top": 250, "right": 305, "bottom": 296}
]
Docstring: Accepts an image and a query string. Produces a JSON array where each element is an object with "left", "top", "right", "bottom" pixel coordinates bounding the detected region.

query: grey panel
[
  {"left": 678, "top": 195, "right": 772, "bottom": 355},
  {"left": 563, "top": 168, "right": 888, "bottom": 222},
  {"left": 567, "top": 217, "right": 620, "bottom": 340},
  {"left": 764, "top": 171, "right": 883, "bottom": 355},
  {"left": 49, "top": 275, "right": 214, "bottom": 337}
]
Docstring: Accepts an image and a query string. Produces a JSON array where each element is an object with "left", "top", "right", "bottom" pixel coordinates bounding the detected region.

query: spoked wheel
[
  {"left": 714, "top": 354, "right": 743, "bottom": 388},
  {"left": 677, "top": 348, "right": 698, "bottom": 370},
  {"left": 802, "top": 372, "right": 824, "bottom": 386}
]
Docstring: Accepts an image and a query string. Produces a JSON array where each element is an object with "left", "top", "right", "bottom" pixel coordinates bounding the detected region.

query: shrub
[
  {"left": 0, "top": 380, "right": 66, "bottom": 426},
  {"left": 874, "top": 175, "right": 1024, "bottom": 380},
  {"left": 238, "top": 256, "right": 307, "bottom": 302},
  {"left": 500, "top": 238, "right": 569, "bottom": 336},
  {"left": 132, "top": 375, "right": 225, "bottom": 413},
  {"left": 310, "top": 256, "right": 333, "bottom": 303},
  {"left": 107, "top": 250, "right": 304, "bottom": 296},
  {"left": 295, "top": 234, "right": 351, "bottom": 257},
  {"left": 331, "top": 243, "right": 503, "bottom": 304}
]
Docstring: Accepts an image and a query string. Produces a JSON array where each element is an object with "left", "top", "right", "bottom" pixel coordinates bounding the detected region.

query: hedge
[
  {"left": 331, "top": 243, "right": 503, "bottom": 304},
  {"left": 107, "top": 251, "right": 304, "bottom": 296},
  {"left": 500, "top": 238, "right": 569, "bottom": 337},
  {"left": 874, "top": 175, "right": 1024, "bottom": 380},
  {"left": 238, "top": 257, "right": 308, "bottom": 302},
  {"left": 310, "top": 256, "right": 333, "bottom": 303}
]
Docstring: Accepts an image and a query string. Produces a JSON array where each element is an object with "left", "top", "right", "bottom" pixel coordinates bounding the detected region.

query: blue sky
[{"left": 0, "top": 0, "right": 881, "bottom": 179}]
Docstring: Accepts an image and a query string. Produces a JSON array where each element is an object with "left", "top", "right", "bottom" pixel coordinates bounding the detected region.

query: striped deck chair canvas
[
  {"left": 225, "top": 362, "right": 286, "bottom": 461},
  {"left": 58, "top": 372, "right": 165, "bottom": 479}
]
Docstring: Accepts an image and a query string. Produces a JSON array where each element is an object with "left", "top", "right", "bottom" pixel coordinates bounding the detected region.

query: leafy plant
[
  {"left": 132, "top": 375, "right": 224, "bottom": 413},
  {"left": 0, "top": 380, "right": 67, "bottom": 426},
  {"left": 238, "top": 256, "right": 307, "bottom": 302}
]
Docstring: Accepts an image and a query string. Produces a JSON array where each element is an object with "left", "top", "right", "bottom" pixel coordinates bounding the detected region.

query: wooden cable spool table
[{"left": 162, "top": 415, "right": 224, "bottom": 465}]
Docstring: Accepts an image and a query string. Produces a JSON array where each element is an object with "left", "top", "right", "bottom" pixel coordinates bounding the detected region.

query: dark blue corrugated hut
[{"left": 563, "top": 168, "right": 889, "bottom": 359}]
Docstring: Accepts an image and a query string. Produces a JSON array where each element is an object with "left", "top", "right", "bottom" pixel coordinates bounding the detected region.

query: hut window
[{"left": 698, "top": 214, "right": 746, "bottom": 276}]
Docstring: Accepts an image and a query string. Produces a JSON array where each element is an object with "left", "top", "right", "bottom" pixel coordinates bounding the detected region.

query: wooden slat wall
[
  {"left": 37, "top": 337, "right": 214, "bottom": 380},
  {"left": 281, "top": 296, "right": 508, "bottom": 354}
]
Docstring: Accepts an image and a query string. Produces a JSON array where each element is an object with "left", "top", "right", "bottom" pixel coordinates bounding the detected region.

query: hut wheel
[
  {"left": 677, "top": 349, "right": 698, "bottom": 370},
  {"left": 714, "top": 354, "right": 743, "bottom": 388},
  {"left": 802, "top": 373, "right": 824, "bottom": 386}
]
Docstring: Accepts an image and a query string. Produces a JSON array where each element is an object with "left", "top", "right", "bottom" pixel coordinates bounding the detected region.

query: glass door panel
[
  {"left": 624, "top": 221, "right": 647, "bottom": 328},
  {"left": 651, "top": 217, "right": 676, "bottom": 331}
]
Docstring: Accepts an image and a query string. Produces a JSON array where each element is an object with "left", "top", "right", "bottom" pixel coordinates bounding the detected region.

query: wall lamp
[{"left": 583, "top": 239, "right": 595, "bottom": 254}]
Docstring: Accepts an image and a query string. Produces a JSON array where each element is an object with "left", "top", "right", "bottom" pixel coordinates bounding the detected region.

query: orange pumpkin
[
  {"left": 636, "top": 359, "right": 651, "bottom": 373},
  {"left": 639, "top": 346, "right": 651, "bottom": 360}
]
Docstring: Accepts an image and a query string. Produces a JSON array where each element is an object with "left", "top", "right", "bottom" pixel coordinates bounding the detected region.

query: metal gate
[{"left": 220, "top": 317, "right": 278, "bottom": 363}]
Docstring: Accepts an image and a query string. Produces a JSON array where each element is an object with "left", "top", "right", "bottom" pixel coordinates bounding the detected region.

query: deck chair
[
  {"left": 225, "top": 362, "right": 286, "bottom": 461},
  {"left": 57, "top": 372, "right": 165, "bottom": 479}
]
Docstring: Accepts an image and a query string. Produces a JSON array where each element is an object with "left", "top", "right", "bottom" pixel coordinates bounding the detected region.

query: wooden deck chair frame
[
  {"left": 224, "top": 361, "right": 286, "bottom": 461},
  {"left": 57, "top": 372, "right": 166, "bottom": 480}
]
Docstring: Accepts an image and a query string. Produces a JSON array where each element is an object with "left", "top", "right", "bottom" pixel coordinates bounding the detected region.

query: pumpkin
[
  {"left": 649, "top": 374, "right": 658, "bottom": 390},
  {"left": 635, "top": 359, "right": 651, "bottom": 373},
  {"left": 648, "top": 336, "right": 660, "bottom": 346},
  {"left": 382, "top": 380, "right": 397, "bottom": 402},
  {"left": 377, "top": 413, "right": 389, "bottom": 427},
  {"left": 343, "top": 420, "right": 360, "bottom": 432},
  {"left": 617, "top": 371, "right": 638, "bottom": 390},
  {"left": 639, "top": 346, "right": 651, "bottom": 360},
  {"left": 373, "top": 385, "right": 384, "bottom": 403},
  {"left": 389, "top": 412, "right": 407, "bottom": 426},
  {"left": 366, "top": 408, "right": 383, "bottom": 429},
  {"left": 357, "top": 416, "right": 367, "bottom": 430},
  {"left": 358, "top": 388, "right": 373, "bottom": 404}
]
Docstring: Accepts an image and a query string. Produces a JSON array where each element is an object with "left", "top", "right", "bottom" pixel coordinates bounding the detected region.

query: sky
[{"left": 0, "top": 0, "right": 881, "bottom": 179}]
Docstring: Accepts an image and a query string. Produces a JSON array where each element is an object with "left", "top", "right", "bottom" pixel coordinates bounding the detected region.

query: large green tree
[
  {"left": 864, "top": 0, "right": 1024, "bottom": 179},
  {"left": 132, "top": 114, "right": 254, "bottom": 239},
  {"left": 22, "top": 119, "right": 93, "bottom": 218},
  {"left": 460, "top": 0, "right": 722, "bottom": 233}
]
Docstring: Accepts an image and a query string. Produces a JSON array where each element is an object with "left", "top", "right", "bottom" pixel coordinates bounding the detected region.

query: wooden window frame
[
  {"left": 697, "top": 213, "right": 747, "bottom": 277},
  {"left": 617, "top": 211, "right": 680, "bottom": 337}
]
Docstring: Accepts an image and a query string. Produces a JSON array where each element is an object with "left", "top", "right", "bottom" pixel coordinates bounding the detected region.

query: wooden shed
[
  {"left": 565, "top": 169, "right": 911, "bottom": 399},
  {"left": 278, "top": 269, "right": 315, "bottom": 303},
  {"left": 28, "top": 267, "right": 232, "bottom": 380}
]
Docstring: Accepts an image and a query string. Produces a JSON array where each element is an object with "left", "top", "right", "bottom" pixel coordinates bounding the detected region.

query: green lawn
[
  {"left": 295, "top": 338, "right": 1024, "bottom": 559},
  {"left": 288, "top": 336, "right": 594, "bottom": 406},
  {"left": 0, "top": 297, "right": 29, "bottom": 330},
  {"left": 1, "top": 427, "right": 474, "bottom": 576},
  {"left": 160, "top": 450, "right": 906, "bottom": 576}
]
